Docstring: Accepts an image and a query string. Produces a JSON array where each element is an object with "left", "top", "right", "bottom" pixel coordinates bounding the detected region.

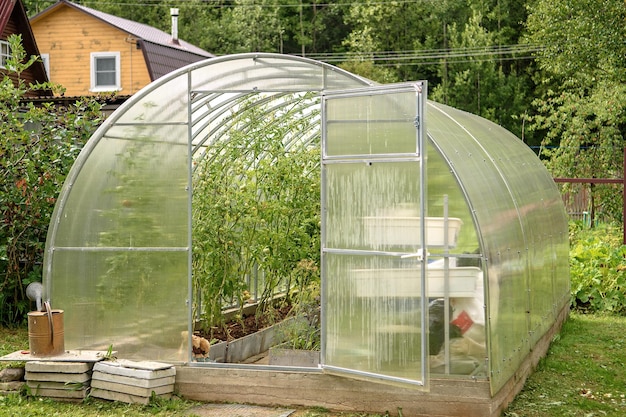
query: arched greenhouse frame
[{"left": 43, "top": 53, "right": 569, "bottom": 415}]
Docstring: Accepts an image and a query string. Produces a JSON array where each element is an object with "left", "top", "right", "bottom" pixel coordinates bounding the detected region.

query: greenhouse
[{"left": 42, "top": 53, "right": 570, "bottom": 415}]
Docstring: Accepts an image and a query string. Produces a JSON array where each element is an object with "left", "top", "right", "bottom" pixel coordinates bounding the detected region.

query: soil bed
[{"left": 201, "top": 304, "right": 293, "bottom": 342}]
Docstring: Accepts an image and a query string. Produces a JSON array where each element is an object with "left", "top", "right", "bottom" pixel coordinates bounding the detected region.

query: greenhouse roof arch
[{"left": 43, "top": 53, "right": 569, "bottom": 398}]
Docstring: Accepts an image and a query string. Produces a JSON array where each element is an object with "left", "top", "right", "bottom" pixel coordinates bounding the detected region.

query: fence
[{"left": 553, "top": 147, "right": 626, "bottom": 244}]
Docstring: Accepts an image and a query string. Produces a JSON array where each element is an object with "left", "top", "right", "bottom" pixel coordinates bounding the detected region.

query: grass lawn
[
  {"left": 504, "top": 312, "right": 626, "bottom": 417},
  {"left": 1, "top": 311, "right": 625, "bottom": 416}
]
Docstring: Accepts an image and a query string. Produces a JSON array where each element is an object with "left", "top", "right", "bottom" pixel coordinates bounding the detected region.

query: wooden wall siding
[
  {"left": 31, "top": 5, "right": 150, "bottom": 97},
  {"left": 1, "top": 11, "right": 43, "bottom": 96}
]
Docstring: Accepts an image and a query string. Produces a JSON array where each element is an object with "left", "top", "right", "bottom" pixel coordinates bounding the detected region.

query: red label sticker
[{"left": 451, "top": 310, "right": 474, "bottom": 334}]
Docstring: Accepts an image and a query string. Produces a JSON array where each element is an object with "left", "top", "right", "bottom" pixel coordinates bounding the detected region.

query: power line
[
  {"left": 300, "top": 44, "right": 544, "bottom": 65},
  {"left": 68, "top": 0, "right": 462, "bottom": 9}
]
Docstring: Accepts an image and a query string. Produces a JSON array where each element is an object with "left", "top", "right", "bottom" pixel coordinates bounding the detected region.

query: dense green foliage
[
  {"left": 192, "top": 94, "right": 321, "bottom": 330},
  {"left": 0, "top": 35, "right": 104, "bottom": 327},
  {"left": 525, "top": 0, "right": 626, "bottom": 223},
  {"left": 569, "top": 222, "right": 626, "bottom": 314}
]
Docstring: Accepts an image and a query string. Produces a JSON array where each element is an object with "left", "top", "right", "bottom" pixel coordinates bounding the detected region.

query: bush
[
  {"left": 0, "top": 35, "right": 104, "bottom": 326},
  {"left": 569, "top": 221, "right": 626, "bottom": 314}
]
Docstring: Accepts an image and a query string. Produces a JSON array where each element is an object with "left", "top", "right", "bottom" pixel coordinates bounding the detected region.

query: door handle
[{"left": 400, "top": 248, "right": 429, "bottom": 261}]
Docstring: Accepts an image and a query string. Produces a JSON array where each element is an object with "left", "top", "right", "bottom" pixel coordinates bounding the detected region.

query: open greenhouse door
[{"left": 321, "top": 82, "right": 429, "bottom": 389}]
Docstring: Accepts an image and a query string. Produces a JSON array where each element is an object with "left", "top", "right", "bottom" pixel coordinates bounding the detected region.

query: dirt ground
[{"left": 199, "top": 304, "right": 293, "bottom": 342}]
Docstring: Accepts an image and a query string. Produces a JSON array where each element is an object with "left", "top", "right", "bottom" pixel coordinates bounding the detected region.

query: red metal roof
[{"left": 0, "top": 0, "right": 17, "bottom": 36}]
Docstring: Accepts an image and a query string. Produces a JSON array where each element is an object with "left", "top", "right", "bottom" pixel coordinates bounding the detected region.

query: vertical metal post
[
  {"left": 416, "top": 81, "right": 428, "bottom": 386},
  {"left": 443, "top": 194, "right": 450, "bottom": 374},
  {"left": 187, "top": 71, "right": 194, "bottom": 364}
]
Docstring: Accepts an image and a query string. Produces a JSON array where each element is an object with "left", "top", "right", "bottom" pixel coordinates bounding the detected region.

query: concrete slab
[
  {"left": 90, "top": 388, "right": 172, "bottom": 405},
  {"left": 91, "top": 379, "right": 173, "bottom": 397},
  {"left": 92, "top": 371, "right": 175, "bottom": 388},
  {"left": 26, "top": 380, "right": 88, "bottom": 390},
  {"left": 0, "top": 350, "right": 109, "bottom": 363},
  {"left": 113, "top": 359, "right": 174, "bottom": 371},
  {"left": 26, "top": 361, "right": 93, "bottom": 373},
  {"left": 26, "top": 386, "right": 89, "bottom": 399},
  {"left": 25, "top": 371, "right": 90, "bottom": 383},
  {"left": 94, "top": 361, "right": 175, "bottom": 379}
]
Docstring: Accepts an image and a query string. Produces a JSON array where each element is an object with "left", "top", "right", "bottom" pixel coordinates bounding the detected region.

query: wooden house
[
  {"left": 29, "top": 0, "right": 214, "bottom": 97},
  {"left": 0, "top": 0, "right": 49, "bottom": 97}
]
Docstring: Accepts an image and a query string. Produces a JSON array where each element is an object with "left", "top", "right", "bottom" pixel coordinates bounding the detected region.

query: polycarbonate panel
[
  {"left": 324, "top": 65, "right": 375, "bottom": 90},
  {"left": 324, "top": 253, "right": 424, "bottom": 380},
  {"left": 426, "top": 102, "right": 569, "bottom": 394},
  {"left": 325, "top": 91, "right": 418, "bottom": 157},
  {"left": 425, "top": 145, "right": 479, "bottom": 252},
  {"left": 189, "top": 54, "right": 372, "bottom": 93},
  {"left": 50, "top": 250, "right": 187, "bottom": 361},
  {"left": 51, "top": 125, "right": 189, "bottom": 247},
  {"left": 324, "top": 161, "right": 421, "bottom": 251},
  {"left": 115, "top": 74, "right": 189, "bottom": 124},
  {"left": 427, "top": 105, "right": 530, "bottom": 391},
  {"left": 450, "top": 108, "right": 569, "bottom": 347},
  {"left": 191, "top": 91, "right": 321, "bottom": 155},
  {"left": 424, "top": 145, "right": 487, "bottom": 377},
  {"left": 45, "top": 122, "right": 189, "bottom": 362},
  {"left": 322, "top": 84, "right": 428, "bottom": 388}
]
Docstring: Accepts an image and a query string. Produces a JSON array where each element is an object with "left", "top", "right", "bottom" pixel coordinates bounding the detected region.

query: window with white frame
[
  {"left": 1, "top": 40, "right": 11, "bottom": 69},
  {"left": 40, "top": 53, "right": 50, "bottom": 79},
  {"left": 90, "top": 52, "right": 121, "bottom": 92}
]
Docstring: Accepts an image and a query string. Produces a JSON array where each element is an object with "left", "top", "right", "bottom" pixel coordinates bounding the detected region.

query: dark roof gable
[{"left": 1, "top": 0, "right": 50, "bottom": 94}]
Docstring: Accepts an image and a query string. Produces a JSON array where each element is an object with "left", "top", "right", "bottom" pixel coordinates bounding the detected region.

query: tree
[
  {"left": 340, "top": 0, "right": 434, "bottom": 82},
  {"left": 524, "top": 0, "right": 626, "bottom": 223},
  {"left": 430, "top": 10, "right": 531, "bottom": 138},
  {"left": 0, "top": 35, "right": 104, "bottom": 326}
]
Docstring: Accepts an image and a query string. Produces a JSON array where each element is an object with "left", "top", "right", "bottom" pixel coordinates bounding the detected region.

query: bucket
[{"left": 27, "top": 302, "right": 65, "bottom": 357}]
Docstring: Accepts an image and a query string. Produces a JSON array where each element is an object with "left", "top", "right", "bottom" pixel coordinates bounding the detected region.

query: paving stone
[
  {"left": 25, "top": 371, "right": 90, "bottom": 383},
  {"left": 26, "top": 361, "right": 93, "bottom": 373},
  {"left": 92, "top": 371, "right": 175, "bottom": 388},
  {"left": 90, "top": 388, "right": 171, "bottom": 405},
  {"left": 26, "top": 380, "right": 89, "bottom": 390},
  {"left": 90, "top": 360, "right": 176, "bottom": 405},
  {"left": 91, "top": 379, "right": 174, "bottom": 397},
  {"left": 26, "top": 386, "right": 89, "bottom": 399},
  {"left": 93, "top": 360, "right": 175, "bottom": 380}
]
